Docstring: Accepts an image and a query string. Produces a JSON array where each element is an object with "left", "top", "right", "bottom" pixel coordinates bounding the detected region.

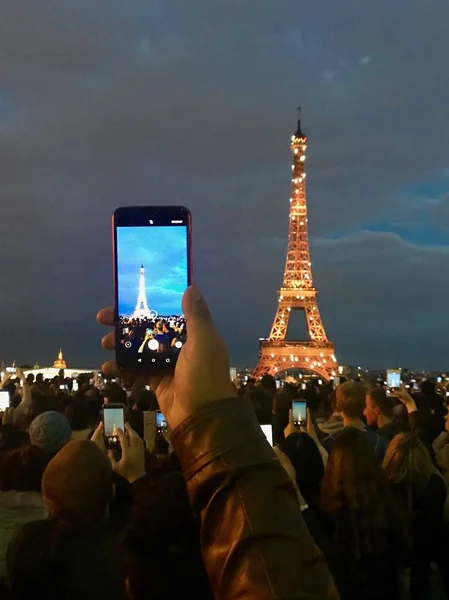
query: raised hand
[
  {"left": 97, "top": 285, "right": 235, "bottom": 430},
  {"left": 108, "top": 423, "right": 146, "bottom": 484}
]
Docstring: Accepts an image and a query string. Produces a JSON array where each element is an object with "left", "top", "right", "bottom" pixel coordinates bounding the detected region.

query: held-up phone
[
  {"left": 229, "top": 367, "right": 237, "bottom": 381},
  {"left": 156, "top": 410, "right": 168, "bottom": 435},
  {"left": 275, "top": 379, "right": 281, "bottom": 389},
  {"left": 260, "top": 424, "right": 273, "bottom": 446},
  {"left": 59, "top": 384, "right": 66, "bottom": 390},
  {"left": 333, "top": 376, "right": 340, "bottom": 386},
  {"left": 103, "top": 403, "right": 125, "bottom": 449},
  {"left": 72, "top": 381, "right": 78, "bottom": 392},
  {"left": 113, "top": 206, "right": 192, "bottom": 374},
  {"left": 387, "top": 369, "right": 401, "bottom": 390},
  {"left": 292, "top": 400, "right": 307, "bottom": 427},
  {"left": 0, "top": 391, "right": 9, "bottom": 411}
]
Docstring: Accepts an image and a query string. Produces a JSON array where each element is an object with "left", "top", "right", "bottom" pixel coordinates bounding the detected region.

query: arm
[
  {"left": 12, "top": 369, "right": 32, "bottom": 428},
  {"left": 172, "top": 397, "right": 339, "bottom": 600}
]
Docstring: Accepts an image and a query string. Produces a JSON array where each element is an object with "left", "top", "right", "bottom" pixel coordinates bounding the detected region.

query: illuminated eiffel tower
[
  {"left": 253, "top": 110, "right": 338, "bottom": 380},
  {"left": 132, "top": 265, "right": 152, "bottom": 318}
]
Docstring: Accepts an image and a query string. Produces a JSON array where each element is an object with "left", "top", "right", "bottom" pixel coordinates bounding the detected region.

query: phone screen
[
  {"left": 333, "top": 376, "right": 340, "bottom": 386},
  {"left": 229, "top": 367, "right": 237, "bottom": 381},
  {"left": 0, "top": 391, "right": 9, "bottom": 411},
  {"left": 387, "top": 369, "right": 401, "bottom": 389},
  {"left": 59, "top": 385, "right": 66, "bottom": 390},
  {"left": 292, "top": 400, "right": 307, "bottom": 427},
  {"left": 260, "top": 424, "right": 273, "bottom": 446},
  {"left": 103, "top": 405, "right": 125, "bottom": 446},
  {"left": 156, "top": 410, "right": 168, "bottom": 433},
  {"left": 275, "top": 380, "right": 281, "bottom": 389},
  {"left": 114, "top": 206, "right": 191, "bottom": 372},
  {"left": 72, "top": 381, "right": 78, "bottom": 392}
]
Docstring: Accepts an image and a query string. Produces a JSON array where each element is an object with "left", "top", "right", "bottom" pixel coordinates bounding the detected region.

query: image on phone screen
[
  {"left": 114, "top": 207, "right": 191, "bottom": 372},
  {"left": 292, "top": 400, "right": 307, "bottom": 427},
  {"left": 156, "top": 410, "right": 167, "bottom": 433},
  {"left": 387, "top": 370, "right": 401, "bottom": 389},
  {"left": 275, "top": 379, "right": 281, "bottom": 389},
  {"left": 260, "top": 424, "right": 273, "bottom": 446},
  {"left": 104, "top": 406, "right": 125, "bottom": 446},
  {"left": 229, "top": 367, "right": 237, "bottom": 381},
  {"left": 0, "top": 391, "right": 9, "bottom": 411}
]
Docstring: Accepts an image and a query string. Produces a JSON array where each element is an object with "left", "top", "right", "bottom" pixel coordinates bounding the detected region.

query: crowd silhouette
[{"left": 0, "top": 285, "right": 447, "bottom": 599}]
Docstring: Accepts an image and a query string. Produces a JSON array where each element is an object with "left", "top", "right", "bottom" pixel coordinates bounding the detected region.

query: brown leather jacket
[{"left": 172, "top": 397, "right": 340, "bottom": 599}]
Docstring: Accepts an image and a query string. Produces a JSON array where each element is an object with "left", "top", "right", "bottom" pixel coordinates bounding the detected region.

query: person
[
  {"left": 318, "top": 388, "right": 344, "bottom": 438},
  {"left": 320, "top": 428, "right": 405, "bottom": 600},
  {"left": 364, "top": 386, "right": 405, "bottom": 442},
  {"left": 97, "top": 285, "right": 339, "bottom": 599},
  {"left": 433, "top": 406, "right": 449, "bottom": 486},
  {"left": 383, "top": 432, "right": 449, "bottom": 599},
  {"left": 322, "top": 381, "right": 387, "bottom": 462},
  {"left": 29, "top": 411, "right": 72, "bottom": 457},
  {"left": 7, "top": 440, "right": 124, "bottom": 600}
]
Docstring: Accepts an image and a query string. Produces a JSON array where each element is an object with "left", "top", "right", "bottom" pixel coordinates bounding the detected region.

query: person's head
[
  {"left": 26, "top": 373, "right": 35, "bottom": 384},
  {"left": 321, "top": 428, "right": 396, "bottom": 555},
  {"left": 136, "top": 389, "right": 158, "bottom": 412},
  {"left": 382, "top": 432, "right": 439, "bottom": 492},
  {"left": 0, "top": 445, "right": 51, "bottom": 492},
  {"left": 260, "top": 375, "right": 277, "bottom": 396},
  {"left": 336, "top": 382, "right": 366, "bottom": 420},
  {"left": 280, "top": 432, "right": 324, "bottom": 509},
  {"left": 65, "top": 396, "right": 90, "bottom": 431},
  {"left": 248, "top": 388, "right": 272, "bottom": 421},
  {"left": 42, "top": 440, "right": 113, "bottom": 528},
  {"left": 29, "top": 411, "right": 72, "bottom": 455},
  {"left": 364, "top": 387, "right": 393, "bottom": 427},
  {"left": 103, "top": 382, "right": 127, "bottom": 406},
  {"left": 420, "top": 379, "right": 436, "bottom": 396}
]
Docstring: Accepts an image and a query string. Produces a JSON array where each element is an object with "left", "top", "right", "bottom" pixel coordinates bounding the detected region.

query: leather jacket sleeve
[{"left": 171, "top": 397, "right": 339, "bottom": 600}]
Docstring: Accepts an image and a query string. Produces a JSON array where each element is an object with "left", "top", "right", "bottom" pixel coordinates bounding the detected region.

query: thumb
[
  {"left": 108, "top": 450, "right": 118, "bottom": 470},
  {"left": 182, "top": 285, "right": 214, "bottom": 341}
]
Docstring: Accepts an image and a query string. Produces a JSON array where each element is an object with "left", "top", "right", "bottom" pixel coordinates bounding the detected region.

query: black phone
[
  {"left": 292, "top": 400, "right": 307, "bottom": 427},
  {"left": 156, "top": 410, "right": 168, "bottom": 435},
  {"left": 113, "top": 206, "right": 192, "bottom": 373},
  {"left": 103, "top": 403, "right": 125, "bottom": 449}
]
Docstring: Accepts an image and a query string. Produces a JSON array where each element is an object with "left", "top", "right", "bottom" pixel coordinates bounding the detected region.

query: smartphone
[
  {"left": 413, "top": 383, "right": 419, "bottom": 392},
  {"left": 59, "top": 384, "right": 66, "bottom": 390},
  {"left": 229, "top": 367, "right": 237, "bottom": 381},
  {"left": 260, "top": 424, "right": 273, "bottom": 446},
  {"left": 72, "top": 381, "right": 78, "bottom": 392},
  {"left": 103, "top": 403, "right": 125, "bottom": 448},
  {"left": 0, "top": 391, "right": 9, "bottom": 411},
  {"left": 155, "top": 410, "right": 168, "bottom": 434},
  {"left": 113, "top": 206, "right": 192, "bottom": 373},
  {"left": 333, "top": 376, "right": 340, "bottom": 386},
  {"left": 292, "top": 400, "right": 307, "bottom": 427},
  {"left": 275, "top": 379, "right": 281, "bottom": 389},
  {"left": 437, "top": 377, "right": 442, "bottom": 383},
  {"left": 387, "top": 369, "right": 401, "bottom": 389}
]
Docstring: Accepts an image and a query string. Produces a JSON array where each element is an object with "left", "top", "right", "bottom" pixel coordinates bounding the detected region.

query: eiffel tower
[
  {"left": 253, "top": 110, "right": 338, "bottom": 380},
  {"left": 133, "top": 265, "right": 152, "bottom": 318}
]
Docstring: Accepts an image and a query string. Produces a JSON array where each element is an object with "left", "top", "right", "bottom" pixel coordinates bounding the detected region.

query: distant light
[{"left": 174, "top": 341, "right": 183, "bottom": 348}]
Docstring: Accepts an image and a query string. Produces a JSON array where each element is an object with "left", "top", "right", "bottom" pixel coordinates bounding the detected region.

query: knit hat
[{"left": 29, "top": 411, "right": 72, "bottom": 454}]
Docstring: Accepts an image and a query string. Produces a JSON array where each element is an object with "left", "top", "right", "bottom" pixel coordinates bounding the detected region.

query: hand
[
  {"left": 391, "top": 385, "right": 417, "bottom": 413},
  {"left": 304, "top": 408, "right": 319, "bottom": 441},
  {"left": 97, "top": 285, "right": 236, "bottom": 430},
  {"left": 0, "top": 373, "right": 11, "bottom": 389},
  {"left": 91, "top": 421, "right": 106, "bottom": 453},
  {"left": 15, "top": 368, "right": 25, "bottom": 383},
  {"left": 108, "top": 423, "right": 146, "bottom": 484},
  {"left": 445, "top": 410, "right": 449, "bottom": 434},
  {"left": 284, "top": 409, "right": 296, "bottom": 439},
  {"left": 2, "top": 408, "right": 14, "bottom": 426}
]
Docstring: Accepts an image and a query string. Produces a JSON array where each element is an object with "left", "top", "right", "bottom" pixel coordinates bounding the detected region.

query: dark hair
[
  {"left": 336, "top": 382, "right": 366, "bottom": 419},
  {"left": 65, "top": 396, "right": 90, "bottom": 431},
  {"left": 280, "top": 433, "right": 324, "bottom": 509},
  {"left": 103, "top": 383, "right": 127, "bottom": 406},
  {"left": 368, "top": 387, "right": 393, "bottom": 418},
  {"left": 321, "top": 428, "right": 402, "bottom": 557},
  {"left": 26, "top": 393, "right": 57, "bottom": 428},
  {"left": 260, "top": 375, "right": 277, "bottom": 394},
  {"left": 0, "top": 445, "right": 51, "bottom": 492},
  {"left": 136, "top": 390, "right": 158, "bottom": 412}
]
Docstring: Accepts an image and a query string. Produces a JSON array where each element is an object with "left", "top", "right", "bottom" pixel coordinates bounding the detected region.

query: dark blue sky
[
  {"left": 0, "top": 1, "right": 448, "bottom": 369},
  {"left": 116, "top": 226, "right": 187, "bottom": 316}
]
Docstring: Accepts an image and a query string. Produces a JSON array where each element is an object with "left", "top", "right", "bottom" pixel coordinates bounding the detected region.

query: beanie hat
[{"left": 29, "top": 411, "right": 72, "bottom": 454}]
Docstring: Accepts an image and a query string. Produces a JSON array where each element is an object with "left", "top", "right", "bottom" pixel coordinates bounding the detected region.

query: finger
[
  {"left": 124, "top": 422, "right": 140, "bottom": 443},
  {"left": 107, "top": 450, "right": 117, "bottom": 469},
  {"left": 116, "top": 427, "right": 127, "bottom": 449},
  {"left": 97, "top": 307, "right": 115, "bottom": 327},
  {"left": 101, "top": 360, "right": 122, "bottom": 379},
  {"left": 181, "top": 285, "right": 215, "bottom": 342},
  {"left": 289, "top": 408, "right": 294, "bottom": 427},
  {"left": 102, "top": 332, "right": 115, "bottom": 351},
  {"left": 92, "top": 421, "right": 104, "bottom": 440}
]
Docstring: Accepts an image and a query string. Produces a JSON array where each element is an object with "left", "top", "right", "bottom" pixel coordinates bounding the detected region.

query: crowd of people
[
  {"left": 0, "top": 285, "right": 447, "bottom": 599},
  {"left": 119, "top": 315, "right": 186, "bottom": 355}
]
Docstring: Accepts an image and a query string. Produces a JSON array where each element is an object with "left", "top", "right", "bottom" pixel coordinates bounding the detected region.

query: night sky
[{"left": 1, "top": 1, "right": 448, "bottom": 370}]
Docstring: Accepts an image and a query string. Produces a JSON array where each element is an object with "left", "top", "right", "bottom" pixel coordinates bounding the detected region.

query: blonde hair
[
  {"left": 335, "top": 382, "right": 366, "bottom": 418},
  {"left": 382, "top": 432, "right": 443, "bottom": 512}
]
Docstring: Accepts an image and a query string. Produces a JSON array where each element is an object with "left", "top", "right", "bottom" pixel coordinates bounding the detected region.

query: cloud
[{"left": 0, "top": 0, "right": 448, "bottom": 368}]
